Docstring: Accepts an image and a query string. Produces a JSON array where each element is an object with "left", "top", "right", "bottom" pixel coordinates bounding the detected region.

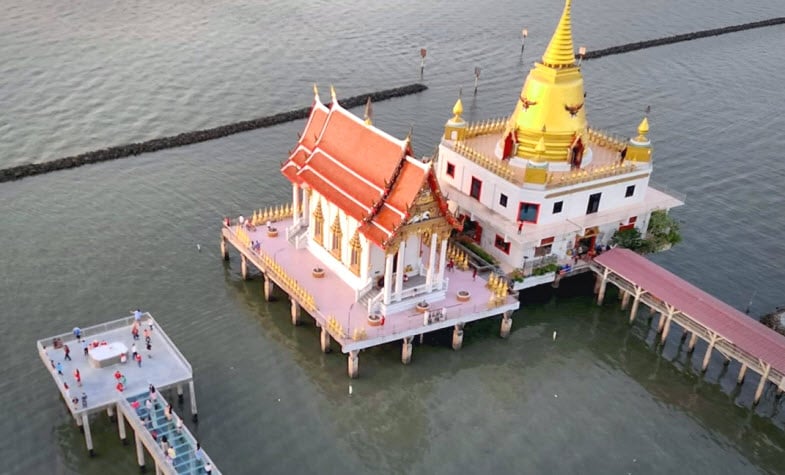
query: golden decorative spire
[
  {"left": 330, "top": 84, "right": 337, "bottom": 104},
  {"left": 535, "top": 136, "right": 547, "bottom": 156},
  {"left": 541, "top": 0, "right": 576, "bottom": 68},
  {"left": 452, "top": 97, "right": 464, "bottom": 121},
  {"left": 364, "top": 97, "right": 373, "bottom": 125},
  {"left": 637, "top": 117, "right": 649, "bottom": 138},
  {"left": 313, "top": 83, "right": 320, "bottom": 102}
]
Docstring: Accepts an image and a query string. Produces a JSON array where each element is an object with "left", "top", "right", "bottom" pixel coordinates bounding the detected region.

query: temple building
[
  {"left": 281, "top": 87, "right": 462, "bottom": 314},
  {"left": 436, "top": 0, "right": 682, "bottom": 283}
]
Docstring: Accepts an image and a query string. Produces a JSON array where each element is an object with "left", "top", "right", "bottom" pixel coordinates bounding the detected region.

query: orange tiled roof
[{"left": 281, "top": 97, "right": 459, "bottom": 248}]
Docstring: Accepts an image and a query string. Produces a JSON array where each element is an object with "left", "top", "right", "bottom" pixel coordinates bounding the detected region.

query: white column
[
  {"left": 303, "top": 189, "right": 310, "bottom": 220},
  {"left": 117, "top": 403, "right": 127, "bottom": 444},
  {"left": 425, "top": 233, "right": 438, "bottom": 291},
  {"left": 436, "top": 238, "right": 448, "bottom": 290},
  {"left": 189, "top": 380, "right": 198, "bottom": 422},
  {"left": 383, "top": 253, "right": 394, "bottom": 305},
  {"left": 292, "top": 184, "right": 300, "bottom": 225},
  {"left": 135, "top": 431, "right": 145, "bottom": 470},
  {"left": 82, "top": 413, "right": 94, "bottom": 456},
  {"left": 394, "top": 241, "right": 406, "bottom": 301}
]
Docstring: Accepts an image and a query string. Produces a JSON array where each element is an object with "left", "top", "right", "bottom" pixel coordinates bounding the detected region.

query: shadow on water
[{"left": 225, "top": 264, "right": 785, "bottom": 473}]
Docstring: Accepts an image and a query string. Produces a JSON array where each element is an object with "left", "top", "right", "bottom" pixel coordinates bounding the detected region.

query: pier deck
[
  {"left": 221, "top": 217, "right": 519, "bottom": 375},
  {"left": 37, "top": 314, "right": 219, "bottom": 473},
  {"left": 591, "top": 248, "right": 785, "bottom": 404}
]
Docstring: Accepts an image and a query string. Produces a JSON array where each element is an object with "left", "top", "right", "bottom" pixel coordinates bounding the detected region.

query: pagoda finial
[
  {"left": 330, "top": 84, "right": 338, "bottom": 104},
  {"left": 451, "top": 96, "right": 464, "bottom": 122},
  {"left": 364, "top": 97, "right": 373, "bottom": 125},
  {"left": 313, "top": 83, "right": 320, "bottom": 102},
  {"left": 535, "top": 136, "right": 547, "bottom": 155},
  {"left": 541, "top": 0, "right": 576, "bottom": 68},
  {"left": 637, "top": 117, "right": 649, "bottom": 138}
]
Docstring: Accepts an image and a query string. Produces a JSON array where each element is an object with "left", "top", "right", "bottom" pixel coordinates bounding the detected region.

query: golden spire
[
  {"left": 330, "top": 84, "right": 337, "bottom": 104},
  {"left": 535, "top": 136, "right": 547, "bottom": 156},
  {"left": 637, "top": 117, "right": 649, "bottom": 139},
  {"left": 313, "top": 83, "right": 320, "bottom": 102},
  {"left": 364, "top": 97, "right": 373, "bottom": 125},
  {"left": 541, "top": 0, "right": 576, "bottom": 68},
  {"left": 452, "top": 97, "right": 464, "bottom": 121}
]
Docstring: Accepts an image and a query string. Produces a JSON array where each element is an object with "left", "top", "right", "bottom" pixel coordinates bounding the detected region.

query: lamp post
[{"left": 520, "top": 28, "right": 528, "bottom": 56}]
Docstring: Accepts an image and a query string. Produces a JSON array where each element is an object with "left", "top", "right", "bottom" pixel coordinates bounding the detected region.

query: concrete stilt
[
  {"left": 177, "top": 384, "right": 184, "bottom": 403},
  {"left": 777, "top": 376, "right": 785, "bottom": 396},
  {"left": 290, "top": 298, "right": 301, "bottom": 326},
  {"left": 552, "top": 272, "right": 562, "bottom": 288},
  {"left": 649, "top": 306, "right": 657, "bottom": 315},
  {"left": 240, "top": 254, "right": 248, "bottom": 280},
  {"left": 188, "top": 380, "right": 198, "bottom": 422},
  {"left": 500, "top": 311, "right": 513, "bottom": 338},
  {"left": 753, "top": 364, "right": 771, "bottom": 405},
  {"left": 82, "top": 413, "right": 94, "bottom": 457},
  {"left": 263, "top": 275, "right": 273, "bottom": 302},
  {"left": 629, "top": 296, "right": 641, "bottom": 323},
  {"left": 593, "top": 274, "right": 601, "bottom": 294},
  {"left": 597, "top": 275, "right": 608, "bottom": 305},
  {"left": 737, "top": 363, "right": 748, "bottom": 385},
  {"left": 451, "top": 324, "right": 464, "bottom": 351},
  {"left": 620, "top": 291, "right": 631, "bottom": 310},
  {"left": 320, "top": 327, "right": 331, "bottom": 353},
  {"left": 401, "top": 337, "right": 413, "bottom": 365},
  {"left": 348, "top": 351, "right": 359, "bottom": 379},
  {"left": 135, "top": 431, "right": 146, "bottom": 472},
  {"left": 155, "top": 463, "right": 162, "bottom": 475},
  {"left": 687, "top": 333, "right": 698, "bottom": 353},
  {"left": 220, "top": 237, "right": 228, "bottom": 260},
  {"left": 117, "top": 403, "right": 128, "bottom": 445},
  {"left": 701, "top": 338, "right": 716, "bottom": 372},
  {"left": 107, "top": 405, "right": 115, "bottom": 421},
  {"left": 660, "top": 314, "right": 673, "bottom": 343}
]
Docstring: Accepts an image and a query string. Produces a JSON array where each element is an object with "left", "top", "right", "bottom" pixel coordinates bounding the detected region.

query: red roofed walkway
[{"left": 591, "top": 248, "right": 785, "bottom": 404}]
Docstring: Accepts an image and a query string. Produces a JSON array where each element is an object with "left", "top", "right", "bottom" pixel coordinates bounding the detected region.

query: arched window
[
  {"left": 349, "top": 230, "right": 361, "bottom": 275},
  {"left": 312, "top": 200, "right": 324, "bottom": 245},
  {"left": 330, "top": 214, "right": 342, "bottom": 259}
]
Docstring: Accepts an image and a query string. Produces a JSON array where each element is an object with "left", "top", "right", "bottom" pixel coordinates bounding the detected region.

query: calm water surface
[{"left": 1, "top": 1, "right": 785, "bottom": 474}]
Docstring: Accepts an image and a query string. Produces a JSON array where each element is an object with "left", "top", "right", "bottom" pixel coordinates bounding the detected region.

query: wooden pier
[
  {"left": 220, "top": 215, "right": 519, "bottom": 378},
  {"left": 591, "top": 248, "right": 785, "bottom": 404},
  {"left": 37, "top": 314, "right": 220, "bottom": 473}
]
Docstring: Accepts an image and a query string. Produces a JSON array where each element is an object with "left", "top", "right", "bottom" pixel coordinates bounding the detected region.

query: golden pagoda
[
  {"left": 511, "top": 0, "right": 586, "bottom": 163},
  {"left": 444, "top": 96, "right": 467, "bottom": 141},
  {"left": 624, "top": 117, "right": 652, "bottom": 163}
]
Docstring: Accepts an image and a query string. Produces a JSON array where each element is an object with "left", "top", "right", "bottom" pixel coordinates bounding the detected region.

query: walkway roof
[{"left": 595, "top": 248, "right": 785, "bottom": 374}]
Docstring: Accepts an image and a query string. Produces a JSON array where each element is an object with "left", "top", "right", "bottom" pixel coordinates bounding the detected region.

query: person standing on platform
[
  {"left": 81, "top": 339, "right": 88, "bottom": 356},
  {"left": 81, "top": 392, "right": 88, "bottom": 408},
  {"left": 72, "top": 327, "right": 81, "bottom": 339},
  {"left": 135, "top": 353, "right": 143, "bottom": 367},
  {"left": 195, "top": 443, "right": 204, "bottom": 463},
  {"left": 56, "top": 362, "right": 63, "bottom": 375},
  {"left": 472, "top": 267, "right": 477, "bottom": 281},
  {"left": 131, "top": 343, "right": 137, "bottom": 360},
  {"left": 73, "top": 368, "right": 81, "bottom": 386},
  {"left": 133, "top": 309, "right": 143, "bottom": 322},
  {"left": 63, "top": 344, "right": 71, "bottom": 361}
]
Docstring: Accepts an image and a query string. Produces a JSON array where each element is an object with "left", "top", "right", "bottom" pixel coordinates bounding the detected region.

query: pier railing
[
  {"left": 37, "top": 314, "right": 193, "bottom": 376},
  {"left": 451, "top": 141, "right": 518, "bottom": 183},
  {"left": 226, "top": 225, "right": 317, "bottom": 313}
]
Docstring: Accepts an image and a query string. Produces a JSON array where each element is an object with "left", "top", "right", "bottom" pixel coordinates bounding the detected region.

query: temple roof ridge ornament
[{"left": 541, "top": 0, "right": 576, "bottom": 68}]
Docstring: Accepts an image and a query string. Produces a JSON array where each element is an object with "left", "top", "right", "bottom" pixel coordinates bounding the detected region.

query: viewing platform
[
  {"left": 220, "top": 216, "right": 520, "bottom": 378},
  {"left": 591, "top": 248, "right": 785, "bottom": 404},
  {"left": 37, "top": 314, "right": 220, "bottom": 473}
]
